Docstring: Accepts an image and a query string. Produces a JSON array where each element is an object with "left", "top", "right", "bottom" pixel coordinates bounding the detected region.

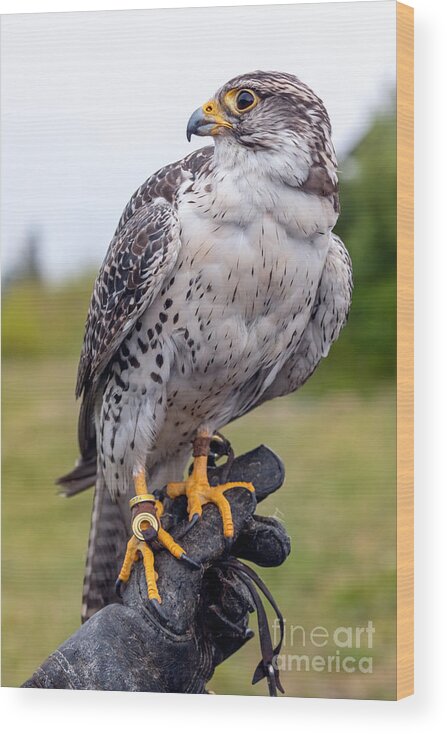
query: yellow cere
[{"left": 201, "top": 98, "right": 233, "bottom": 134}]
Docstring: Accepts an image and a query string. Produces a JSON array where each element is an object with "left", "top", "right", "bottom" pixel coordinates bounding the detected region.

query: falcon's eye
[
  {"left": 224, "top": 88, "right": 259, "bottom": 115},
  {"left": 235, "top": 89, "right": 256, "bottom": 112}
]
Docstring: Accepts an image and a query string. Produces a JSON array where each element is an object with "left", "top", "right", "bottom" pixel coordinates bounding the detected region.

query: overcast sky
[{"left": 1, "top": 1, "right": 395, "bottom": 281}]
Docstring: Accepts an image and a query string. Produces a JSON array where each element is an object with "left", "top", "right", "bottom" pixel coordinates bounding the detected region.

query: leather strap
[
  {"left": 192, "top": 435, "right": 211, "bottom": 457},
  {"left": 218, "top": 558, "right": 285, "bottom": 696}
]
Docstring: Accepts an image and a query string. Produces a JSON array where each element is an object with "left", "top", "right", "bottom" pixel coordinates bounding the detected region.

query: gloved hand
[{"left": 23, "top": 446, "right": 290, "bottom": 695}]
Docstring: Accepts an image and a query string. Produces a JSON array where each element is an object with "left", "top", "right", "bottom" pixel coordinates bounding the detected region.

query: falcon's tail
[
  {"left": 80, "top": 470, "right": 130, "bottom": 623},
  {"left": 56, "top": 456, "right": 97, "bottom": 497},
  {"left": 56, "top": 384, "right": 98, "bottom": 497}
]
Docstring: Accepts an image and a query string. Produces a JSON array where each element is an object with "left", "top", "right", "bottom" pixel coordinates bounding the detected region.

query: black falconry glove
[{"left": 23, "top": 445, "right": 290, "bottom": 695}]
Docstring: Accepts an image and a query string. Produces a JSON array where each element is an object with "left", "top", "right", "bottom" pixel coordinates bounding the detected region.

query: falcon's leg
[
  {"left": 167, "top": 432, "right": 255, "bottom": 545},
  {"left": 116, "top": 468, "right": 198, "bottom": 604}
]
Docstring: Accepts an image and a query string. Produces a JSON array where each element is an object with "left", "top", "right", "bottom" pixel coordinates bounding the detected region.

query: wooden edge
[{"left": 396, "top": 1, "right": 414, "bottom": 700}]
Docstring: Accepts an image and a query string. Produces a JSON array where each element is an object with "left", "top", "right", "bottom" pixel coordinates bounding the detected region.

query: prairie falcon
[{"left": 59, "top": 71, "right": 353, "bottom": 620}]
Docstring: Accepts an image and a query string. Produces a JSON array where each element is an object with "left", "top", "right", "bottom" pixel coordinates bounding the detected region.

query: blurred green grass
[{"left": 2, "top": 355, "right": 396, "bottom": 698}]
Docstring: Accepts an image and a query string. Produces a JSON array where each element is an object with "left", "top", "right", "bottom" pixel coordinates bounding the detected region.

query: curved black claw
[
  {"left": 186, "top": 513, "right": 200, "bottom": 532},
  {"left": 115, "top": 578, "right": 125, "bottom": 598},
  {"left": 224, "top": 536, "right": 234, "bottom": 554},
  {"left": 149, "top": 597, "right": 169, "bottom": 622},
  {"left": 249, "top": 489, "right": 257, "bottom": 512},
  {"left": 180, "top": 553, "right": 201, "bottom": 570}
]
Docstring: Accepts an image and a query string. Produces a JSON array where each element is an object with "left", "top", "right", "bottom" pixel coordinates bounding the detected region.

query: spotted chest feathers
[{"left": 99, "top": 173, "right": 334, "bottom": 497}]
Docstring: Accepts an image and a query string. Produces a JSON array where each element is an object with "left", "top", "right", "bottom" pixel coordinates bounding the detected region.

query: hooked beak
[{"left": 186, "top": 99, "right": 233, "bottom": 141}]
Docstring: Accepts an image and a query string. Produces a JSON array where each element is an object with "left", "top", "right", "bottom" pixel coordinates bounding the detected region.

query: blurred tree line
[
  {"left": 2, "top": 110, "right": 396, "bottom": 394},
  {"left": 308, "top": 109, "right": 397, "bottom": 394}
]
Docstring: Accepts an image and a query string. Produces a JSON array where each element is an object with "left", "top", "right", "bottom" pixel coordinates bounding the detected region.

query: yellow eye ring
[{"left": 224, "top": 88, "right": 259, "bottom": 114}]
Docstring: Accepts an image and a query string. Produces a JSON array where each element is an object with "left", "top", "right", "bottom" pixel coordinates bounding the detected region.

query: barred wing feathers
[
  {"left": 76, "top": 146, "right": 213, "bottom": 398},
  {"left": 76, "top": 201, "right": 181, "bottom": 397}
]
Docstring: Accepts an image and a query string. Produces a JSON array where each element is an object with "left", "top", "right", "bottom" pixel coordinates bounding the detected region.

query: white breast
[
  {"left": 173, "top": 178, "right": 332, "bottom": 382},
  {"left": 138, "top": 162, "right": 336, "bottom": 457}
]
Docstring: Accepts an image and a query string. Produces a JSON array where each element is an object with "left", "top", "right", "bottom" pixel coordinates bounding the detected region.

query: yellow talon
[
  {"left": 157, "top": 527, "right": 185, "bottom": 559},
  {"left": 117, "top": 468, "right": 188, "bottom": 602},
  {"left": 117, "top": 535, "right": 161, "bottom": 601},
  {"left": 167, "top": 452, "right": 255, "bottom": 539},
  {"left": 139, "top": 542, "right": 161, "bottom": 601}
]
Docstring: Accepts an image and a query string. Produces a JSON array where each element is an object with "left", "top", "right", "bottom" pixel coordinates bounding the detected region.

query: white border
[
  {"left": 0, "top": 0, "right": 411, "bottom": 13},
  {"left": 2, "top": 0, "right": 446, "bottom": 732}
]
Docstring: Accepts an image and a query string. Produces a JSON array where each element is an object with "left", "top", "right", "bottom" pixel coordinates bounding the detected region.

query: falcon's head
[{"left": 186, "top": 70, "right": 335, "bottom": 164}]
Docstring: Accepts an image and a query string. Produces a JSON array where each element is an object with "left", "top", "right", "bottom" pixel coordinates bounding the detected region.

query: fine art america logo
[{"left": 272, "top": 620, "right": 375, "bottom": 674}]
